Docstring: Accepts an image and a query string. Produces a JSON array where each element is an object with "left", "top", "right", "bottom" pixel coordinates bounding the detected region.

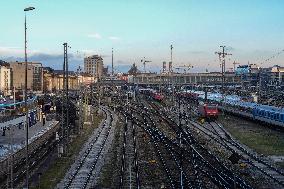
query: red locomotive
[
  {"left": 198, "top": 102, "right": 219, "bottom": 120},
  {"left": 139, "top": 88, "right": 164, "bottom": 101},
  {"left": 152, "top": 92, "right": 164, "bottom": 101}
]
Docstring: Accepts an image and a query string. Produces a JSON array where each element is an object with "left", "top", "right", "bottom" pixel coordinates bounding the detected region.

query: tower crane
[
  {"left": 141, "top": 57, "right": 152, "bottom": 73},
  {"left": 233, "top": 61, "right": 240, "bottom": 72}
]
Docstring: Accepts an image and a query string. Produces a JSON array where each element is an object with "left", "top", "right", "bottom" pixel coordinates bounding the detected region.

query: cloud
[
  {"left": 116, "top": 60, "right": 130, "bottom": 65},
  {"left": 2, "top": 52, "right": 82, "bottom": 71},
  {"left": 108, "top": 36, "right": 121, "bottom": 41},
  {"left": 78, "top": 49, "right": 98, "bottom": 57},
  {"left": 87, "top": 33, "right": 102, "bottom": 39},
  {"left": 189, "top": 50, "right": 206, "bottom": 54},
  {"left": 100, "top": 54, "right": 111, "bottom": 58},
  {"left": 76, "top": 50, "right": 111, "bottom": 59},
  {"left": 0, "top": 46, "right": 45, "bottom": 58},
  {"left": 29, "top": 53, "right": 64, "bottom": 60},
  {"left": 0, "top": 46, "right": 23, "bottom": 56}
]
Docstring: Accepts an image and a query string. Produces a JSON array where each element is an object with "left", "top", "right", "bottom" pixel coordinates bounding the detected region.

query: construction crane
[
  {"left": 141, "top": 57, "right": 152, "bottom": 73},
  {"left": 233, "top": 61, "right": 240, "bottom": 72}
]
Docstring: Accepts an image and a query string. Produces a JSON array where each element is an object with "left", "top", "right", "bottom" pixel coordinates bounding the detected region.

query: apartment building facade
[
  {"left": 43, "top": 68, "right": 79, "bottom": 92},
  {"left": 84, "top": 55, "right": 104, "bottom": 81},
  {"left": 9, "top": 62, "right": 34, "bottom": 91},
  {"left": 0, "top": 66, "right": 11, "bottom": 96},
  {"left": 30, "top": 62, "right": 44, "bottom": 92}
]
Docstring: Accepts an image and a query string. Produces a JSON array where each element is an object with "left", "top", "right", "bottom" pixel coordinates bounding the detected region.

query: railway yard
[
  {"left": 88, "top": 88, "right": 284, "bottom": 188},
  {"left": 0, "top": 86, "right": 284, "bottom": 189},
  {"left": 2, "top": 1, "right": 284, "bottom": 188}
]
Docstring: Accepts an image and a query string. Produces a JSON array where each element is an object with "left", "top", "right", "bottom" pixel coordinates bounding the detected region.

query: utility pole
[
  {"left": 7, "top": 125, "right": 14, "bottom": 189},
  {"left": 259, "top": 68, "right": 262, "bottom": 101},
  {"left": 170, "top": 44, "right": 173, "bottom": 69},
  {"left": 112, "top": 48, "right": 114, "bottom": 76},
  {"left": 77, "top": 66, "right": 83, "bottom": 134},
  {"left": 170, "top": 44, "right": 175, "bottom": 103},
  {"left": 141, "top": 57, "right": 151, "bottom": 85},
  {"left": 110, "top": 48, "right": 115, "bottom": 100},
  {"left": 61, "top": 43, "right": 70, "bottom": 156},
  {"left": 215, "top": 46, "right": 232, "bottom": 93},
  {"left": 159, "top": 70, "right": 162, "bottom": 93}
]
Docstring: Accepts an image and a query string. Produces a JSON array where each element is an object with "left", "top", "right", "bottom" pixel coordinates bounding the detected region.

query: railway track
[
  {"left": 118, "top": 107, "right": 187, "bottom": 188},
  {"left": 119, "top": 110, "right": 140, "bottom": 189},
  {"left": 60, "top": 106, "right": 114, "bottom": 189},
  {"left": 147, "top": 101, "right": 251, "bottom": 189},
  {"left": 118, "top": 98, "right": 191, "bottom": 188},
  {"left": 178, "top": 99, "right": 284, "bottom": 188},
  {"left": 208, "top": 121, "right": 284, "bottom": 188},
  {"left": 118, "top": 96, "right": 252, "bottom": 189}
]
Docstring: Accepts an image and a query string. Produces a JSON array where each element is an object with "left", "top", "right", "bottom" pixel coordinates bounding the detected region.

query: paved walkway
[{"left": 0, "top": 120, "right": 56, "bottom": 160}]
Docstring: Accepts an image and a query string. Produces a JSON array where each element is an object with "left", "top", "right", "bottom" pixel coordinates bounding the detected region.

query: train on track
[
  {"left": 182, "top": 90, "right": 284, "bottom": 128},
  {"left": 221, "top": 102, "right": 284, "bottom": 128},
  {"left": 198, "top": 101, "right": 219, "bottom": 120},
  {"left": 152, "top": 92, "right": 164, "bottom": 101},
  {"left": 139, "top": 88, "right": 164, "bottom": 101}
]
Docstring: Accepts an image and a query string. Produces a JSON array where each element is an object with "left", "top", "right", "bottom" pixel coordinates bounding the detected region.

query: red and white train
[
  {"left": 139, "top": 88, "right": 164, "bottom": 101},
  {"left": 198, "top": 101, "right": 219, "bottom": 120},
  {"left": 152, "top": 92, "right": 164, "bottom": 101}
]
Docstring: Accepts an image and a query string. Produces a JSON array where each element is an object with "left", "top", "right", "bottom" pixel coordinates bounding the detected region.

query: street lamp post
[{"left": 24, "top": 6, "right": 35, "bottom": 189}]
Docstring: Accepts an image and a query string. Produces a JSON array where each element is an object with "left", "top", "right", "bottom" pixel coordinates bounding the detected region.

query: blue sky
[{"left": 0, "top": 0, "right": 284, "bottom": 72}]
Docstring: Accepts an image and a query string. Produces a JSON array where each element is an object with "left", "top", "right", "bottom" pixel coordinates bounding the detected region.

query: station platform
[{"left": 0, "top": 120, "right": 57, "bottom": 160}]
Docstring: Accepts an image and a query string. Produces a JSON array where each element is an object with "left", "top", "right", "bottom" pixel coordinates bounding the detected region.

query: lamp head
[{"left": 24, "top": 7, "right": 35, "bottom": 11}]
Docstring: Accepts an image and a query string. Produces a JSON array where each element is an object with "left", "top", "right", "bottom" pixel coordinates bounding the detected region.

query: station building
[{"left": 132, "top": 72, "right": 240, "bottom": 86}]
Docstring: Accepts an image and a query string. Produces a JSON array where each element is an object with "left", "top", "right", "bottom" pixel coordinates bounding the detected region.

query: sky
[{"left": 0, "top": 0, "right": 284, "bottom": 73}]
